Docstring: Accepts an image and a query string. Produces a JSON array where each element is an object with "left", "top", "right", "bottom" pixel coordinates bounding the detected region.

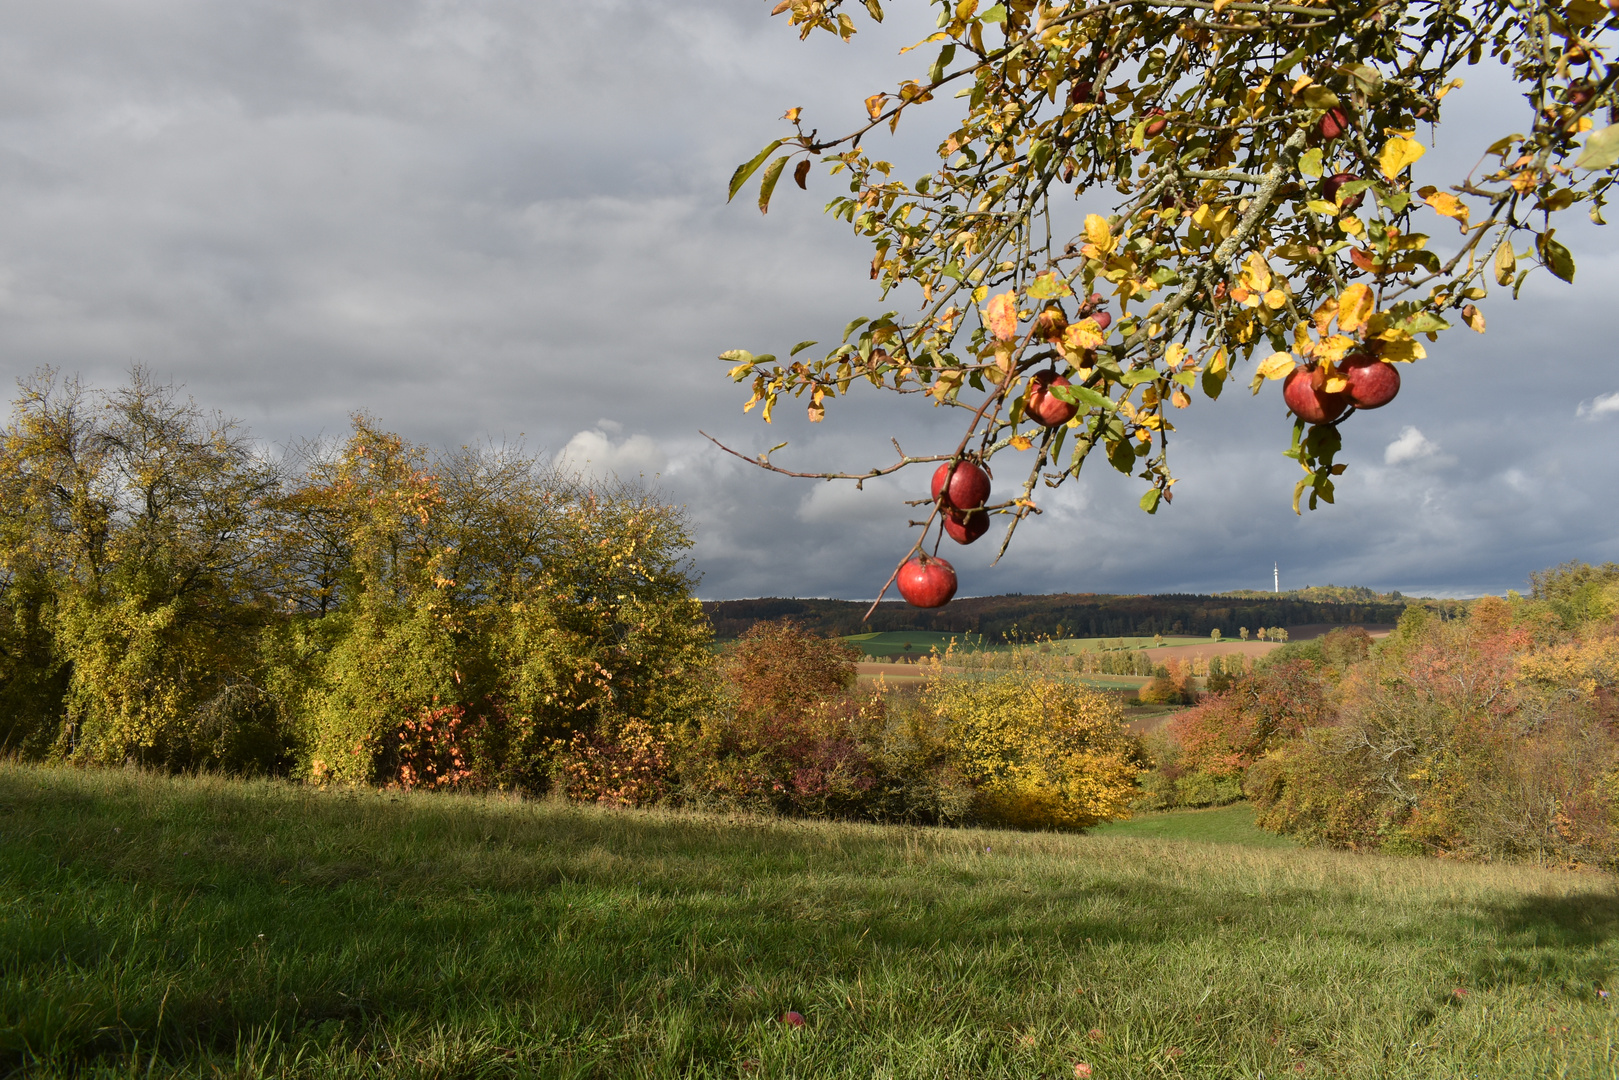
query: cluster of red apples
[
  {"left": 895, "top": 458, "right": 993, "bottom": 608},
  {"left": 1283, "top": 118, "right": 1403, "bottom": 423},
  {"left": 896, "top": 140, "right": 1405, "bottom": 608}
]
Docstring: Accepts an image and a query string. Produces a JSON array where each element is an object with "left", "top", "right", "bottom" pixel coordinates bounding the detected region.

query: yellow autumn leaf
[
  {"left": 1164, "top": 343, "right": 1189, "bottom": 368},
  {"left": 1315, "top": 334, "right": 1356, "bottom": 363},
  {"left": 1322, "top": 376, "right": 1348, "bottom": 394},
  {"left": 865, "top": 93, "right": 888, "bottom": 120},
  {"left": 1084, "top": 214, "right": 1115, "bottom": 254},
  {"left": 1337, "top": 284, "right": 1374, "bottom": 335},
  {"left": 984, "top": 292, "right": 1019, "bottom": 340},
  {"left": 1377, "top": 331, "right": 1427, "bottom": 362},
  {"left": 1263, "top": 288, "right": 1288, "bottom": 310},
  {"left": 1010, "top": 434, "right": 1034, "bottom": 451},
  {"left": 1171, "top": 389, "right": 1191, "bottom": 409},
  {"left": 1208, "top": 347, "right": 1228, "bottom": 374},
  {"left": 1256, "top": 352, "right": 1297, "bottom": 380},
  {"left": 1424, "top": 190, "right": 1470, "bottom": 229},
  {"left": 1462, "top": 303, "right": 1486, "bottom": 333},
  {"left": 1063, "top": 319, "right": 1105, "bottom": 350},
  {"left": 1380, "top": 137, "right": 1426, "bottom": 179},
  {"left": 1240, "top": 252, "right": 1273, "bottom": 293},
  {"left": 1293, "top": 323, "right": 1314, "bottom": 355},
  {"left": 1312, "top": 295, "right": 1338, "bottom": 334},
  {"left": 932, "top": 368, "right": 964, "bottom": 402}
]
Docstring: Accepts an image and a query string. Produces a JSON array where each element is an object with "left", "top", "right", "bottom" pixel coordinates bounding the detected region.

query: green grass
[
  {"left": 1046, "top": 636, "right": 1209, "bottom": 653},
  {"left": 1088, "top": 803, "right": 1300, "bottom": 849},
  {"left": 840, "top": 633, "right": 1212, "bottom": 659},
  {"left": 841, "top": 631, "right": 980, "bottom": 658},
  {"left": 4, "top": 764, "right": 1619, "bottom": 1078}
]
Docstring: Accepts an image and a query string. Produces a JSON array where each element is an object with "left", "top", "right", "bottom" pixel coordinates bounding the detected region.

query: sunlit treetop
[{"left": 714, "top": 0, "right": 1619, "bottom": 605}]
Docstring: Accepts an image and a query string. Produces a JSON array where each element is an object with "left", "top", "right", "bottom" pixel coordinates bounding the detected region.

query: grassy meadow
[
  {"left": 4, "top": 763, "right": 1619, "bottom": 1078},
  {"left": 838, "top": 632, "right": 1211, "bottom": 659},
  {"left": 1088, "top": 803, "right": 1300, "bottom": 849}
]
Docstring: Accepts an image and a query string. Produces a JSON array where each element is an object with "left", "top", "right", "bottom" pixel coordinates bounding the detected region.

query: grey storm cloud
[{"left": 0, "top": 0, "right": 1614, "bottom": 601}]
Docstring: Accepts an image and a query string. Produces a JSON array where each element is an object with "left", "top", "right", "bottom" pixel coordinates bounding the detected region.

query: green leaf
[
  {"left": 930, "top": 43, "right": 956, "bottom": 83},
  {"left": 1395, "top": 311, "right": 1450, "bottom": 334},
  {"left": 1139, "top": 488, "right": 1162, "bottom": 515},
  {"left": 728, "top": 140, "right": 784, "bottom": 203},
  {"left": 1377, "top": 189, "right": 1411, "bottom": 213},
  {"left": 1298, "top": 148, "right": 1323, "bottom": 179},
  {"left": 1486, "top": 135, "right": 1522, "bottom": 158},
  {"left": 1120, "top": 369, "right": 1158, "bottom": 387},
  {"left": 1050, "top": 384, "right": 1114, "bottom": 411},
  {"left": 979, "top": 3, "right": 1007, "bottom": 22},
  {"left": 1026, "top": 270, "right": 1074, "bottom": 299},
  {"left": 1344, "top": 63, "right": 1382, "bottom": 94},
  {"left": 841, "top": 317, "right": 870, "bottom": 342},
  {"left": 757, "top": 155, "right": 789, "bottom": 215},
  {"left": 1576, "top": 124, "right": 1619, "bottom": 171},
  {"left": 789, "top": 341, "right": 819, "bottom": 357},
  {"left": 1108, "top": 439, "right": 1135, "bottom": 474},
  {"left": 1299, "top": 86, "right": 1340, "bottom": 110},
  {"left": 1542, "top": 235, "right": 1577, "bottom": 282},
  {"left": 718, "top": 349, "right": 755, "bottom": 364},
  {"left": 1201, "top": 365, "right": 1226, "bottom": 400}
]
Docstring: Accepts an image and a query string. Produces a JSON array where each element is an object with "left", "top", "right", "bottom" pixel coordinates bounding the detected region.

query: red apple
[
  {"left": 1069, "top": 80, "right": 1102, "bottom": 105},
  {"left": 782, "top": 1011, "right": 805, "bottom": 1027},
  {"left": 943, "top": 509, "right": 989, "bottom": 545},
  {"left": 1282, "top": 365, "right": 1350, "bottom": 424},
  {"left": 1318, "top": 107, "right": 1349, "bottom": 140},
  {"left": 1090, "top": 310, "right": 1112, "bottom": 331},
  {"left": 1321, "top": 172, "right": 1363, "bottom": 212},
  {"left": 897, "top": 554, "right": 958, "bottom": 608},
  {"left": 1341, "top": 353, "right": 1400, "bottom": 409},
  {"left": 931, "top": 460, "right": 991, "bottom": 513},
  {"left": 1143, "top": 108, "right": 1168, "bottom": 137},
  {"left": 1026, "top": 371, "right": 1079, "bottom": 428}
]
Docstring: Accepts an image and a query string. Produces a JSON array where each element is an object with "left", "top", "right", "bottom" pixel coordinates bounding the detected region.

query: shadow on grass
[
  {"left": 1488, "top": 889, "right": 1619, "bottom": 948},
  {"left": 1, "top": 766, "right": 1611, "bottom": 1074}
]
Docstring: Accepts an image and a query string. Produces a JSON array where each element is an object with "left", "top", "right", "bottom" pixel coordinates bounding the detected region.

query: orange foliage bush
[
  {"left": 1248, "top": 600, "right": 1619, "bottom": 865},
  {"left": 1168, "top": 659, "right": 1329, "bottom": 777},
  {"left": 556, "top": 716, "right": 674, "bottom": 808}
]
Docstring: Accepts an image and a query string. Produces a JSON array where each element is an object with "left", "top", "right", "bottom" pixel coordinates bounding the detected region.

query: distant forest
[{"left": 704, "top": 588, "right": 1467, "bottom": 642}]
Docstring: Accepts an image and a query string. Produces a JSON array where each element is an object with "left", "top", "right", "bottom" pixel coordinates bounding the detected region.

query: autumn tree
[
  {"left": 720, "top": 0, "right": 1619, "bottom": 600},
  {"left": 0, "top": 368, "right": 282, "bottom": 766}
]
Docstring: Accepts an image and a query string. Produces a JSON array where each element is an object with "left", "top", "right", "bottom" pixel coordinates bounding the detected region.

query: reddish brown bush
[{"left": 1168, "top": 659, "right": 1329, "bottom": 777}]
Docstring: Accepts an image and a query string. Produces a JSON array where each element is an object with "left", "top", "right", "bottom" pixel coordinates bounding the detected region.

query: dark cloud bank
[{"left": 0, "top": 0, "right": 1613, "bottom": 601}]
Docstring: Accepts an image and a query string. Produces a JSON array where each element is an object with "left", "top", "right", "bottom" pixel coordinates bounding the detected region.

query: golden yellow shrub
[{"left": 925, "top": 673, "right": 1141, "bottom": 829}]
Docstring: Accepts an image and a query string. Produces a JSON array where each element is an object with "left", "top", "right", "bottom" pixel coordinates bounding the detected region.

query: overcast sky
[{"left": 0, "top": 0, "right": 1614, "bottom": 601}]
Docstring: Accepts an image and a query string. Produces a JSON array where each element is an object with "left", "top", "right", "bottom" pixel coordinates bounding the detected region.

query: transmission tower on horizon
[{"left": 1274, "top": 563, "right": 1279, "bottom": 593}]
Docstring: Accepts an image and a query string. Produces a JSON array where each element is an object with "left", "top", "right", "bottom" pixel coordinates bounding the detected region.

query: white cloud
[
  {"left": 1384, "top": 426, "right": 1440, "bottom": 465},
  {"left": 554, "top": 428, "right": 666, "bottom": 481},
  {"left": 1576, "top": 391, "right": 1619, "bottom": 419},
  {"left": 796, "top": 477, "right": 905, "bottom": 525}
]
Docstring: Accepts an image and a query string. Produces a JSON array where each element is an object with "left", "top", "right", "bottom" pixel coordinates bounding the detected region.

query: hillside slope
[{"left": 2, "top": 765, "right": 1612, "bottom": 1078}]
